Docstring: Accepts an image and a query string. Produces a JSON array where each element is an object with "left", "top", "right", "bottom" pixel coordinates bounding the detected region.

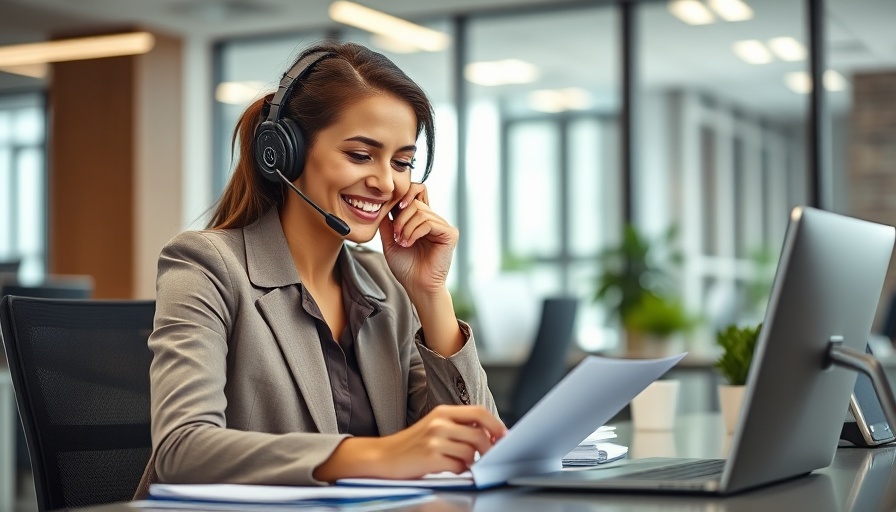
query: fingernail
[{"left": 399, "top": 200, "right": 407, "bottom": 209}]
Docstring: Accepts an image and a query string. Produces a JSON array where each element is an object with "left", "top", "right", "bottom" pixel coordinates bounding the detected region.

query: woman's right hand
[{"left": 313, "top": 405, "right": 506, "bottom": 481}]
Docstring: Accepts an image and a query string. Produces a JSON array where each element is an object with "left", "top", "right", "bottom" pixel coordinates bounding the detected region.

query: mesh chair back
[
  {"left": 1, "top": 276, "right": 94, "bottom": 300},
  {"left": 509, "top": 296, "right": 579, "bottom": 426},
  {"left": 0, "top": 296, "right": 155, "bottom": 511}
]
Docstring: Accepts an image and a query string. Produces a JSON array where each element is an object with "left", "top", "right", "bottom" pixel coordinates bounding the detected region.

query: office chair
[
  {"left": 0, "top": 275, "right": 94, "bottom": 480},
  {"left": 0, "top": 296, "right": 155, "bottom": 511},
  {"left": 0, "top": 275, "right": 94, "bottom": 300},
  {"left": 507, "top": 296, "right": 579, "bottom": 426}
]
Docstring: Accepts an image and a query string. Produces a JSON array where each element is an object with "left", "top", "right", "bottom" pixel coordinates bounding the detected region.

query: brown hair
[{"left": 207, "top": 41, "right": 436, "bottom": 230}]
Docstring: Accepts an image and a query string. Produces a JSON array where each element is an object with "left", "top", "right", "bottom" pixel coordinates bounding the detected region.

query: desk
[
  {"left": 1, "top": 367, "right": 14, "bottom": 512},
  {"left": 69, "top": 413, "right": 896, "bottom": 512}
]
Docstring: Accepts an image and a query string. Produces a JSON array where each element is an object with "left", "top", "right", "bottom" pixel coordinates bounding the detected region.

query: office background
[{"left": 0, "top": 0, "right": 894, "bottom": 358}]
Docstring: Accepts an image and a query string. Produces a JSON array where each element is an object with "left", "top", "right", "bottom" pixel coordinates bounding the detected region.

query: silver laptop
[{"left": 512, "top": 207, "right": 896, "bottom": 495}]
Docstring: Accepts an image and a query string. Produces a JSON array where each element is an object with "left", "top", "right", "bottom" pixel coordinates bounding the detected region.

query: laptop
[{"left": 512, "top": 206, "right": 896, "bottom": 495}]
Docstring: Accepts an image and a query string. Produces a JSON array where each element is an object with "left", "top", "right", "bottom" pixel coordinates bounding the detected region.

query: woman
[{"left": 136, "top": 41, "right": 503, "bottom": 494}]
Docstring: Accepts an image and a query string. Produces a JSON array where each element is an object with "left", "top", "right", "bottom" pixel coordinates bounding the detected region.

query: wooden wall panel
[{"left": 49, "top": 56, "right": 135, "bottom": 298}]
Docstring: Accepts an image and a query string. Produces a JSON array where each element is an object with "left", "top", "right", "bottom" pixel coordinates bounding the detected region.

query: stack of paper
[
  {"left": 561, "top": 426, "right": 629, "bottom": 467},
  {"left": 137, "top": 483, "right": 433, "bottom": 510}
]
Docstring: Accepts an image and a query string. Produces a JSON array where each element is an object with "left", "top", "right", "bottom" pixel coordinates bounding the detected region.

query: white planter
[{"left": 718, "top": 384, "right": 746, "bottom": 435}]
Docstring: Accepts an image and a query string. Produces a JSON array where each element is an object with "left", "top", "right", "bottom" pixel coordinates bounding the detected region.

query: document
[
  {"left": 562, "top": 441, "right": 629, "bottom": 467},
  {"left": 135, "top": 483, "right": 433, "bottom": 510},
  {"left": 339, "top": 353, "right": 686, "bottom": 490}
]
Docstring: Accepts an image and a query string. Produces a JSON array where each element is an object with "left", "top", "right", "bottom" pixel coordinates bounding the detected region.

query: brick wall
[{"left": 849, "top": 71, "right": 896, "bottom": 332}]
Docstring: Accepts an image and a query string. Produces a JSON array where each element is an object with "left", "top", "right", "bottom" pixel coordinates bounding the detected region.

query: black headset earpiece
[{"left": 253, "top": 51, "right": 336, "bottom": 183}]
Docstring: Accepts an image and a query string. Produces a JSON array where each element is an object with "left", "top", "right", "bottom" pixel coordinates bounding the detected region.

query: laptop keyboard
[{"left": 621, "top": 459, "right": 726, "bottom": 481}]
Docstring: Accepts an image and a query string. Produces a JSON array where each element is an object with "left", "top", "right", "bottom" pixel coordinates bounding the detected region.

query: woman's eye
[
  {"left": 346, "top": 152, "right": 371, "bottom": 162},
  {"left": 392, "top": 158, "right": 416, "bottom": 172}
]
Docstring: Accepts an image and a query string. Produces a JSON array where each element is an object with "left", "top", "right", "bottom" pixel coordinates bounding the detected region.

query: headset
[{"left": 252, "top": 50, "right": 350, "bottom": 236}]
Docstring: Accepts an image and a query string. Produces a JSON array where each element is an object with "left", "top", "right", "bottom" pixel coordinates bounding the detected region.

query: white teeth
[{"left": 343, "top": 196, "right": 383, "bottom": 213}]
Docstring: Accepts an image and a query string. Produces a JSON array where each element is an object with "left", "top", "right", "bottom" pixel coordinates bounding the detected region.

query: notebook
[
  {"left": 512, "top": 207, "right": 896, "bottom": 495},
  {"left": 338, "top": 352, "right": 685, "bottom": 489}
]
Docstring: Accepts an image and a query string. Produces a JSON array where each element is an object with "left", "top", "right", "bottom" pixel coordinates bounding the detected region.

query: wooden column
[{"left": 48, "top": 32, "right": 183, "bottom": 299}]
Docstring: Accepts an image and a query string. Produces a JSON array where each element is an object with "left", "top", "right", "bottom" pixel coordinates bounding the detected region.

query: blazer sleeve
[
  {"left": 406, "top": 320, "right": 501, "bottom": 424},
  {"left": 146, "top": 232, "right": 348, "bottom": 488}
]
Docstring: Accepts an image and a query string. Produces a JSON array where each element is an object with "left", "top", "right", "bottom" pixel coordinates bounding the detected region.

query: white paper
[
  {"left": 147, "top": 483, "right": 430, "bottom": 503},
  {"left": 339, "top": 353, "right": 686, "bottom": 489}
]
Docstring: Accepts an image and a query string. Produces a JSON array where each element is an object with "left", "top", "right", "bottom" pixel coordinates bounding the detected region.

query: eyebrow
[{"left": 345, "top": 135, "right": 416, "bottom": 152}]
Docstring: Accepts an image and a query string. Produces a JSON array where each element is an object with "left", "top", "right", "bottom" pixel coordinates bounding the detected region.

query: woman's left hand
[{"left": 379, "top": 183, "right": 458, "bottom": 299}]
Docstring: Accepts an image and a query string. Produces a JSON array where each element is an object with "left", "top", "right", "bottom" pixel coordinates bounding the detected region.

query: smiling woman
[{"left": 135, "top": 41, "right": 503, "bottom": 497}]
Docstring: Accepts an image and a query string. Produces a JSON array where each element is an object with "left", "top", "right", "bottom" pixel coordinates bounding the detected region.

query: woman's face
[{"left": 299, "top": 93, "right": 417, "bottom": 243}]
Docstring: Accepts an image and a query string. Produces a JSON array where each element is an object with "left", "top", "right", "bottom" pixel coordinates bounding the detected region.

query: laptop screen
[{"left": 722, "top": 207, "right": 895, "bottom": 493}]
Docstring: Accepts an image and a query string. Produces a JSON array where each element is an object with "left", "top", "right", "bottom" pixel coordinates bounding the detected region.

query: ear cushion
[{"left": 253, "top": 118, "right": 306, "bottom": 182}]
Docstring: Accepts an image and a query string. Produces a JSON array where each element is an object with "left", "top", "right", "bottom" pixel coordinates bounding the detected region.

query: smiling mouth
[{"left": 342, "top": 196, "right": 384, "bottom": 214}]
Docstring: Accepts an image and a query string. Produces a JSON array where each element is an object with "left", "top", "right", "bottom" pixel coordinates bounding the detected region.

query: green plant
[
  {"left": 594, "top": 224, "right": 683, "bottom": 330},
  {"left": 715, "top": 323, "right": 762, "bottom": 386},
  {"left": 623, "top": 293, "right": 698, "bottom": 337}
]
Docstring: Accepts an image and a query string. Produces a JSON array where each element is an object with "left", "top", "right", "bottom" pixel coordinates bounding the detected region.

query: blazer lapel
[
  {"left": 340, "top": 250, "right": 405, "bottom": 435},
  {"left": 257, "top": 288, "right": 338, "bottom": 434},
  {"left": 244, "top": 209, "right": 338, "bottom": 434},
  {"left": 356, "top": 308, "right": 405, "bottom": 435}
]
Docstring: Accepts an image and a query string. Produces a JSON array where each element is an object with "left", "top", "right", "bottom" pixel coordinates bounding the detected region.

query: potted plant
[
  {"left": 715, "top": 322, "right": 761, "bottom": 434},
  {"left": 622, "top": 292, "right": 698, "bottom": 356},
  {"left": 594, "top": 224, "right": 690, "bottom": 354}
]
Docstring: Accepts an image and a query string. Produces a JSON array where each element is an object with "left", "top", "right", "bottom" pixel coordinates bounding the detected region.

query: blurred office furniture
[
  {"left": 506, "top": 296, "right": 579, "bottom": 426},
  {"left": 880, "top": 293, "right": 896, "bottom": 344},
  {"left": 0, "top": 259, "right": 20, "bottom": 285},
  {"left": 0, "top": 296, "right": 155, "bottom": 511},
  {"left": 0, "top": 275, "right": 94, "bottom": 300},
  {"left": 0, "top": 274, "right": 95, "bottom": 487}
]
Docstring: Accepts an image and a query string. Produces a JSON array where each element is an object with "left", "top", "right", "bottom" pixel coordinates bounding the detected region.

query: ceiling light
[
  {"left": 732, "top": 40, "right": 773, "bottom": 64},
  {"left": 328, "top": 1, "right": 450, "bottom": 52},
  {"left": 823, "top": 70, "right": 847, "bottom": 91},
  {"left": 215, "top": 81, "right": 266, "bottom": 105},
  {"left": 668, "top": 0, "right": 715, "bottom": 25},
  {"left": 767, "top": 37, "right": 806, "bottom": 61},
  {"left": 370, "top": 34, "right": 420, "bottom": 54},
  {"left": 529, "top": 88, "right": 592, "bottom": 113},
  {"left": 785, "top": 72, "right": 812, "bottom": 94},
  {"left": 707, "top": 0, "right": 753, "bottom": 21},
  {"left": 0, "top": 32, "right": 155, "bottom": 67},
  {"left": 0, "top": 63, "right": 48, "bottom": 79},
  {"left": 784, "top": 70, "right": 849, "bottom": 94},
  {"left": 464, "top": 59, "right": 539, "bottom": 87}
]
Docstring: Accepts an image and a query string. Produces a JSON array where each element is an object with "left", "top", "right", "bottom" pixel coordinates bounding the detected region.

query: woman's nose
[{"left": 365, "top": 162, "right": 395, "bottom": 194}]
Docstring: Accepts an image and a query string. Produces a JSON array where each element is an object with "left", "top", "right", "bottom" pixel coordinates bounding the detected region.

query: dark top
[{"left": 300, "top": 268, "right": 380, "bottom": 437}]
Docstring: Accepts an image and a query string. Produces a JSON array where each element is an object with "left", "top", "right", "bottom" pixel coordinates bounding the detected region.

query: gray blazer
[{"left": 135, "top": 209, "right": 498, "bottom": 496}]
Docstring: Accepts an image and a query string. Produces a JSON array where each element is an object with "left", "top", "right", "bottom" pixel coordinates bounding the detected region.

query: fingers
[
  {"left": 431, "top": 405, "right": 507, "bottom": 445},
  {"left": 391, "top": 200, "right": 456, "bottom": 248}
]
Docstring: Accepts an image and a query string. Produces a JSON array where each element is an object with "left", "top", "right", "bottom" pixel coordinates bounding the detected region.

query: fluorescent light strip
[
  {"left": 668, "top": 0, "right": 715, "bottom": 25},
  {"left": 0, "top": 32, "right": 155, "bottom": 67},
  {"left": 328, "top": 1, "right": 449, "bottom": 52},
  {"left": 529, "top": 88, "right": 591, "bottom": 113},
  {"left": 768, "top": 37, "right": 806, "bottom": 62},
  {"left": 708, "top": 0, "right": 753, "bottom": 22},
  {"left": 215, "top": 81, "right": 267, "bottom": 105},
  {"left": 464, "top": 59, "right": 539, "bottom": 87},
  {"left": 0, "top": 63, "right": 48, "bottom": 78},
  {"left": 733, "top": 39, "right": 772, "bottom": 64},
  {"left": 784, "top": 70, "right": 848, "bottom": 94}
]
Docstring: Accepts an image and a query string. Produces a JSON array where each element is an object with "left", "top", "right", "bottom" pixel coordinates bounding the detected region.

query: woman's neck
[{"left": 279, "top": 196, "right": 344, "bottom": 288}]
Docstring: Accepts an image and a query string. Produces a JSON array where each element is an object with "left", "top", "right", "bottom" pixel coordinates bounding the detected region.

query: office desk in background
[
  {"left": 480, "top": 349, "right": 723, "bottom": 421},
  {"left": 70, "top": 413, "right": 896, "bottom": 512}
]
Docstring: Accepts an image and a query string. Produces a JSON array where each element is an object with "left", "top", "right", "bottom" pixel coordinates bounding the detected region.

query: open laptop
[{"left": 512, "top": 206, "right": 896, "bottom": 495}]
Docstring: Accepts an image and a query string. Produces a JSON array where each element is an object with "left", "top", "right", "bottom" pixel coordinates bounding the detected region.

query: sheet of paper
[
  {"left": 146, "top": 483, "right": 431, "bottom": 505},
  {"left": 340, "top": 353, "right": 685, "bottom": 490}
]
